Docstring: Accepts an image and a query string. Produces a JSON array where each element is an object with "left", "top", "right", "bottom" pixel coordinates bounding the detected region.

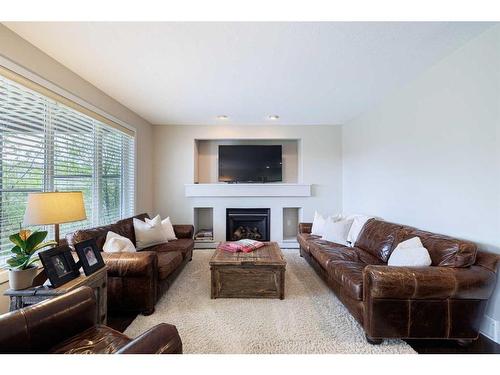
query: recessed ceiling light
[
  {"left": 216, "top": 115, "right": 228, "bottom": 120},
  {"left": 268, "top": 115, "right": 280, "bottom": 120}
]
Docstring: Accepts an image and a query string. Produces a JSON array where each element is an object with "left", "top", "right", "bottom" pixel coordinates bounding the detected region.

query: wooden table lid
[{"left": 210, "top": 242, "right": 286, "bottom": 266}]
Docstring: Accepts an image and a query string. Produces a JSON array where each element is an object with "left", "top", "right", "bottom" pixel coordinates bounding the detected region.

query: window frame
[{"left": 0, "top": 70, "right": 136, "bottom": 268}]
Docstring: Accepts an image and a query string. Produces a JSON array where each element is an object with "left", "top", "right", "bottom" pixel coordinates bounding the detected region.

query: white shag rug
[{"left": 124, "top": 249, "right": 416, "bottom": 354}]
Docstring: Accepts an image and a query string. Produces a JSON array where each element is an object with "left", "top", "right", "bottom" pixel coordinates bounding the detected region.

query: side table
[{"left": 4, "top": 266, "right": 108, "bottom": 324}]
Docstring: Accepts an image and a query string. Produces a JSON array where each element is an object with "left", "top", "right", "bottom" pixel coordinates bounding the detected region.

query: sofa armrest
[
  {"left": 173, "top": 224, "right": 194, "bottom": 239},
  {"left": 102, "top": 251, "right": 157, "bottom": 278},
  {"left": 116, "top": 323, "right": 182, "bottom": 354},
  {"left": 475, "top": 250, "right": 500, "bottom": 273},
  {"left": 363, "top": 265, "right": 497, "bottom": 300},
  {"left": 0, "top": 287, "right": 96, "bottom": 353},
  {"left": 299, "top": 223, "right": 312, "bottom": 234}
]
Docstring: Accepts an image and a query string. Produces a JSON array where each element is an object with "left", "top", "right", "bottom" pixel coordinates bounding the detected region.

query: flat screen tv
[{"left": 218, "top": 145, "right": 282, "bottom": 183}]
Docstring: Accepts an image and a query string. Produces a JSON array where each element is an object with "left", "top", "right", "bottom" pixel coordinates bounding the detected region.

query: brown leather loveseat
[
  {"left": 66, "top": 213, "right": 194, "bottom": 315},
  {"left": 0, "top": 286, "right": 182, "bottom": 354},
  {"left": 298, "top": 219, "right": 499, "bottom": 345}
]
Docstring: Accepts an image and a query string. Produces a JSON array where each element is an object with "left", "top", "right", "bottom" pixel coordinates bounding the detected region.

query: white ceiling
[{"left": 4, "top": 22, "right": 493, "bottom": 126}]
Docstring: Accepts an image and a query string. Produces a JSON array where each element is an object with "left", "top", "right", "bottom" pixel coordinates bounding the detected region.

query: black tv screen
[{"left": 218, "top": 145, "right": 282, "bottom": 183}]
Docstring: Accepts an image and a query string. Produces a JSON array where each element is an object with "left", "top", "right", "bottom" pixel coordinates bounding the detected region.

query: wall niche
[{"left": 194, "top": 139, "right": 300, "bottom": 184}]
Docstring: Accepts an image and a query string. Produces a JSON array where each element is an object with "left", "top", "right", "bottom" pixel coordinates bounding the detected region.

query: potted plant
[{"left": 3, "top": 229, "right": 57, "bottom": 290}]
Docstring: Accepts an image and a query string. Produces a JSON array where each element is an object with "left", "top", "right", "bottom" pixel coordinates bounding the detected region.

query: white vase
[{"left": 8, "top": 267, "right": 38, "bottom": 290}]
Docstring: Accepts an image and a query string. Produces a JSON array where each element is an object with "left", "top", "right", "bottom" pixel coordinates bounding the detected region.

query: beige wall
[
  {"left": 0, "top": 25, "right": 155, "bottom": 313},
  {"left": 152, "top": 125, "right": 343, "bottom": 241},
  {"left": 343, "top": 25, "right": 500, "bottom": 341},
  {"left": 196, "top": 139, "right": 298, "bottom": 183}
]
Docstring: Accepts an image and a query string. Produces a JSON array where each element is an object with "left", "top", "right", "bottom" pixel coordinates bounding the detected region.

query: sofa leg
[
  {"left": 365, "top": 335, "right": 383, "bottom": 345},
  {"left": 456, "top": 339, "right": 474, "bottom": 347},
  {"left": 142, "top": 307, "right": 155, "bottom": 316}
]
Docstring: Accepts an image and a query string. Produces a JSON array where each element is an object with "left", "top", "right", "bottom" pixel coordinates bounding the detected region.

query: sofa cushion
[
  {"left": 355, "top": 219, "right": 403, "bottom": 263},
  {"left": 297, "top": 232, "right": 321, "bottom": 253},
  {"left": 399, "top": 226, "right": 477, "bottom": 268},
  {"left": 352, "top": 247, "right": 385, "bottom": 265},
  {"left": 310, "top": 237, "right": 350, "bottom": 250},
  {"left": 309, "top": 242, "right": 358, "bottom": 269},
  {"left": 145, "top": 239, "right": 194, "bottom": 258},
  {"left": 298, "top": 233, "right": 321, "bottom": 251},
  {"left": 50, "top": 326, "right": 131, "bottom": 354},
  {"left": 157, "top": 251, "right": 184, "bottom": 280},
  {"left": 327, "top": 261, "right": 365, "bottom": 300}
]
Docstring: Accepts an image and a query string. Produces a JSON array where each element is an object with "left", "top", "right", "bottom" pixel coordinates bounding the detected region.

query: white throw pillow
[
  {"left": 346, "top": 215, "right": 373, "bottom": 246},
  {"left": 311, "top": 211, "right": 342, "bottom": 236},
  {"left": 388, "top": 237, "right": 432, "bottom": 267},
  {"left": 146, "top": 215, "right": 177, "bottom": 241},
  {"left": 103, "top": 231, "right": 136, "bottom": 253},
  {"left": 322, "top": 217, "right": 354, "bottom": 246},
  {"left": 133, "top": 215, "right": 168, "bottom": 250},
  {"left": 395, "top": 236, "right": 424, "bottom": 249},
  {"left": 311, "top": 211, "right": 327, "bottom": 236}
]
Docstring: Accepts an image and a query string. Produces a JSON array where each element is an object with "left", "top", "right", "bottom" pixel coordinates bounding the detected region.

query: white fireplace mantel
[{"left": 185, "top": 183, "right": 312, "bottom": 197}]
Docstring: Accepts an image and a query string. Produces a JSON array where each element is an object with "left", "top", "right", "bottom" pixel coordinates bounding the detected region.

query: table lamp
[{"left": 23, "top": 191, "right": 87, "bottom": 244}]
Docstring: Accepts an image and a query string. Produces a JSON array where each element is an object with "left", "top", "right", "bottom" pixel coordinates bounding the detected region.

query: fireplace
[{"left": 226, "top": 208, "right": 270, "bottom": 241}]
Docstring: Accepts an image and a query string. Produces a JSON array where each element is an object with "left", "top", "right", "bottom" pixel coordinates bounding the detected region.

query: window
[{"left": 0, "top": 74, "right": 135, "bottom": 266}]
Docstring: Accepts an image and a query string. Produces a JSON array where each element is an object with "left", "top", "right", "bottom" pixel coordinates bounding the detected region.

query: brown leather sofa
[
  {"left": 66, "top": 213, "right": 194, "bottom": 315},
  {"left": 0, "top": 286, "right": 182, "bottom": 354},
  {"left": 298, "top": 219, "right": 499, "bottom": 345}
]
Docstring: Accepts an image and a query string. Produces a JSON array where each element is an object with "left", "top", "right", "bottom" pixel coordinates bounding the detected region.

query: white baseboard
[
  {"left": 194, "top": 242, "right": 218, "bottom": 249},
  {"left": 279, "top": 241, "right": 300, "bottom": 249},
  {"left": 480, "top": 314, "right": 500, "bottom": 344}
]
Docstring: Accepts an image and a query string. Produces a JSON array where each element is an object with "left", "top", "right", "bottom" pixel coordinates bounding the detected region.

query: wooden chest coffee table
[{"left": 210, "top": 242, "right": 286, "bottom": 299}]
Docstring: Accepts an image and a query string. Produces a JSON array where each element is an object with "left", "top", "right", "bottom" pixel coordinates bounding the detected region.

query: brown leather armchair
[
  {"left": 298, "top": 218, "right": 500, "bottom": 345},
  {"left": 0, "top": 286, "right": 182, "bottom": 354}
]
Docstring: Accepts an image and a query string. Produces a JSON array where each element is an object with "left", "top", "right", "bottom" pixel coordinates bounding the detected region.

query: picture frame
[
  {"left": 38, "top": 245, "right": 80, "bottom": 288},
  {"left": 75, "top": 238, "right": 105, "bottom": 276}
]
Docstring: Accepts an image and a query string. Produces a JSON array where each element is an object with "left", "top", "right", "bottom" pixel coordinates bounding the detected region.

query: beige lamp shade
[{"left": 23, "top": 191, "right": 87, "bottom": 226}]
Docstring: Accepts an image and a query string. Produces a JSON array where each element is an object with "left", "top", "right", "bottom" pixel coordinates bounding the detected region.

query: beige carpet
[{"left": 124, "top": 249, "right": 416, "bottom": 354}]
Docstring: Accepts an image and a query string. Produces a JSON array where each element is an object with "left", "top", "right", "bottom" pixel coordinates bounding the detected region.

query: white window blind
[{"left": 0, "top": 74, "right": 135, "bottom": 267}]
